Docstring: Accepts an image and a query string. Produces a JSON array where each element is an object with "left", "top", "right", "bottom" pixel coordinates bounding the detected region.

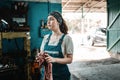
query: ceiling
[{"left": 62, "top": 0, "right": 107, "bottom": 13}]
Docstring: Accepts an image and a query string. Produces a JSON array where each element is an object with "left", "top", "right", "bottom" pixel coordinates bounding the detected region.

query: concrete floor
[
  {"left": 68, "top": 45, "right": 120, "bottom": 80},
  {"left": 69, "top": 58, "right": 120, "bottom": 80}
]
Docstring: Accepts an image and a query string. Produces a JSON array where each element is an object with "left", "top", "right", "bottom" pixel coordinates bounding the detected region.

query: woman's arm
[
  {"left": 45, "top": 53, "right": 73, "bottom": 64},
  {"left": 54, "top": 54, "right": 73, "bottom": 64}
]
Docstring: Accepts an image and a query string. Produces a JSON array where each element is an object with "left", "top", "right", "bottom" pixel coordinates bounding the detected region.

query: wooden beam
[
  {"left": 62, "top": 0, "right": 71, "bottom": 9},
  {"left": 75, "top": 0, "right": 92, "bottom": 12}
]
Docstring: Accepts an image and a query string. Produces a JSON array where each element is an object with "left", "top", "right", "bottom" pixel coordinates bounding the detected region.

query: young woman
[{"left": 39, "top": 11, "right": 74, "bottom": 80}]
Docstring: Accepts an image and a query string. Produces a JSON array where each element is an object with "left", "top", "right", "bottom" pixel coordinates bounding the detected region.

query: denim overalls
[{"left": 44, "top": 33, "right": 71, "bottom": 80}]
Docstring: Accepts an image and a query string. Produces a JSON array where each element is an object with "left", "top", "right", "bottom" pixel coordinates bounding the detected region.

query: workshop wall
[
  {"left": 28, "top": 2, "right": 61, "bottom": 50},
  {"left": 0, "top": 1, "right": 61, "bottom": 53}
]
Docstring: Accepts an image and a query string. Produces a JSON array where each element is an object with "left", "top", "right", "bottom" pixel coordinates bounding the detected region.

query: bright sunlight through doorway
[{"left": 63, "top": 13, "right": 110, "bottom": 62}]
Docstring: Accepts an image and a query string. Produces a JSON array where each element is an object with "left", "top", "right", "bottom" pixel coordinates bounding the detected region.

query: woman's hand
[
  {"left": 45, "top": 54, "right": 56, "bottom": 63},
  {"left": 35, "top": 51, "right": 44, "bottom": 62}
]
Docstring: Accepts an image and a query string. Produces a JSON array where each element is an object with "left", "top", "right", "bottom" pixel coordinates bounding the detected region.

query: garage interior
[{"left": 0, "top": 0, "right": 120, "bottom": 80}]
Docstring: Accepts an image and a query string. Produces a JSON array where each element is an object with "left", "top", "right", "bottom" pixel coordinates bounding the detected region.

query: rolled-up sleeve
[{"left": 64, "top": 35, "right": 74, "bottom": 54}]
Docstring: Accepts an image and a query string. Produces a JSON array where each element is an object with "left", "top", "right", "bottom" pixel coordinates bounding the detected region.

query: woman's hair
[{"left": 49, "top": 11, "right": 68, "bottom": 34}]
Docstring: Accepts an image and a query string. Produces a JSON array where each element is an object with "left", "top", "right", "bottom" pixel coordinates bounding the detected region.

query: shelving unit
[{"left": 0, "top": 32, "right": 31, "bottom": 80}]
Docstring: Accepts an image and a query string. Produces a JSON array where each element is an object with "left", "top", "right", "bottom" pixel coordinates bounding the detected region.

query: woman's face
[{"left": 47, "top": 15, "right": 59, "bottom": 31}]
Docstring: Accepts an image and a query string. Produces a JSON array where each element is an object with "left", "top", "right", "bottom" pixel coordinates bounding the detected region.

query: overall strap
[{"left": 58, "top": 34, "right": 65, "bottom": 45}]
